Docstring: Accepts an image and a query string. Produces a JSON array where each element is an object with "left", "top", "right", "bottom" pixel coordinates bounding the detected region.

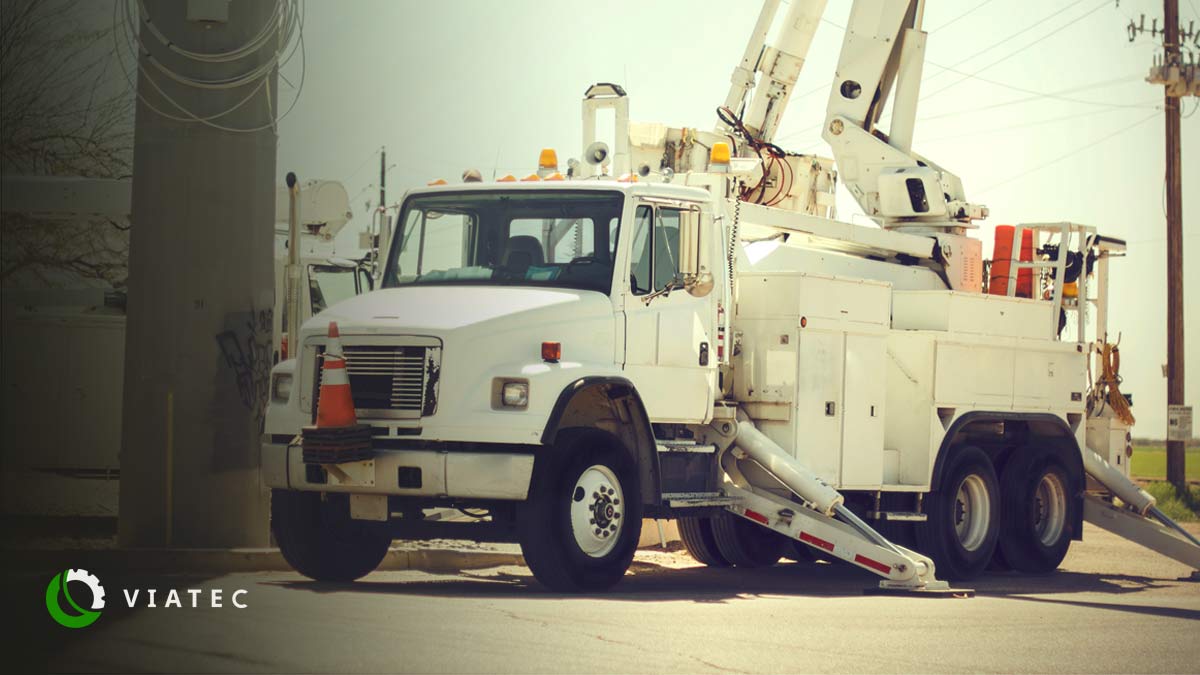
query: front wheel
[
  {"left": 517, "top": 430, "right": 643, "bottom": 592},
  {"left": 271, "top": 489, "right": 392, "bottom": 582},
  {"left": 915, "top": 446, "right": 1001, "bottom": 580},
  {"left": 997, "top": 448, "right": 1077, "bottom": 573}
]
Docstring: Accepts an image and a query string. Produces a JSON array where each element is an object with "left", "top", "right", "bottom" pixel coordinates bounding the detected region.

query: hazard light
[
  {"left": 538, "top": 148, "right": 558, "bottom": 170},
  {"left": 709, "top": 142, "right": 731, "bottom": 173},
  {"left": 541, "top": 341, "right": 561, "bottom": 363}
]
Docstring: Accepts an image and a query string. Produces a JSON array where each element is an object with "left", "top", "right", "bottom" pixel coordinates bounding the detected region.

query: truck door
[{"left": 621, "top": 201, "right": 717, "bottom": 422}]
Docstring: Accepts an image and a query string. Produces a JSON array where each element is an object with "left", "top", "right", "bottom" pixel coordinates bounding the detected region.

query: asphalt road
[{"left": 20, "top": 523, "right": 1200, "bottom": 674}]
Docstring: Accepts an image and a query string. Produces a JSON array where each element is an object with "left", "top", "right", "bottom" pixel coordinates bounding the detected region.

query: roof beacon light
[
  {"left": 537, "top": 148, "right": 559, "bottom": 178},
  {"left": 709, "top": 142, "right": 731, "bottom": 173}
]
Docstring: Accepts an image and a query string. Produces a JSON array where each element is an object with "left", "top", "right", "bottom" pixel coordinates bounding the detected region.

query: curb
[{"left": 3, "top": 546, "right": 525, "bottom": 576}]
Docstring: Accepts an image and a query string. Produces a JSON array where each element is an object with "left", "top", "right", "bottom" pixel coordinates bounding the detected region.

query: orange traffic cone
[
  {"left": 315, "top": 321, "right": 357, "bottom": 428},
  {"left": 302, "top": 321, "right": 373, "bottom": 465}
]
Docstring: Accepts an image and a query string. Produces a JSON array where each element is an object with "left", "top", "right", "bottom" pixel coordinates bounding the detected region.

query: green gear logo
[{"left": 45, "top": 568, "right": 105, "bottom": 629}]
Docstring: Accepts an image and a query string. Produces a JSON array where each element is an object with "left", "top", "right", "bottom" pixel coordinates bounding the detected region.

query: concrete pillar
[{"left": 119, "top": 0, "right": 279, "bottom": 548}]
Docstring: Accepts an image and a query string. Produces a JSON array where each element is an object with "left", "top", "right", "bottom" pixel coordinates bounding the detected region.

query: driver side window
[{"left": 628, "top": 205, "right": 682, "bottom": 296}]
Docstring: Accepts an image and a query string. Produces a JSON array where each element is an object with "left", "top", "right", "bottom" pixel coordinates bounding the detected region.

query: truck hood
[{"left": 301, "top": 285, "right": 614, "bottom": 337}]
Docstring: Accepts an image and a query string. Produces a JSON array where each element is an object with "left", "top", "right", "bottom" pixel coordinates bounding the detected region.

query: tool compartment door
[
  {"left": 841, "top": 333, "right": 885, "bottom": 488},
  {"left": 793, "top": 329, "right": 844, "bottom": 484}
]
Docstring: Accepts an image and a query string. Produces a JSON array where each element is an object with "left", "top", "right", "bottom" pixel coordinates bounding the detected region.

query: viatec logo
[{"left": 45, "top": 568, "right": 105, "bottom": 629}]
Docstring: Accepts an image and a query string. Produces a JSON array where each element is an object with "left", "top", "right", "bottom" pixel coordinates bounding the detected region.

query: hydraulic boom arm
[{"left": 722, "top": 0, "right": 988, "bottom": 230}]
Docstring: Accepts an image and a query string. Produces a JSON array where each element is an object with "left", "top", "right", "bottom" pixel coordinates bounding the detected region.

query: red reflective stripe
[
  {"left": 798, "top": 532, "right": 835, "bottom": 552},
  {"left": 324, "top": 359, "right": 345, "bottom": 369},
  {"left": 854, "top": 554, "right": 892, "bottom": 575},
  {"left": 743, "top": 509, "right": 769, "bottom": 525}
]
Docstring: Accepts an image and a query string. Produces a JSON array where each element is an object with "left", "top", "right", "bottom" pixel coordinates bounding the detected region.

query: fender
[
  {"left": 541, "top": 377, "right": 660, "bottom": 506},
  {"left": 932, "top": 410, "right": 1086, "bottom": 538}
]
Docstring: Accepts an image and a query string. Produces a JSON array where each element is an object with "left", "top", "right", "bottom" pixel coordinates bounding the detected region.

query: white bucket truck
[{"left": 261, "top": 0, "right": 1200, "bottom": 591}]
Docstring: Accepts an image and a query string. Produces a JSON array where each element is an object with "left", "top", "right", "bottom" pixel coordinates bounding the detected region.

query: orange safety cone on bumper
[
  {"left": 301, "top": 321, "right": 373, "bottom": 465},
  {"left": 315, "top": 322, "right": 357, "bottom": 428}
]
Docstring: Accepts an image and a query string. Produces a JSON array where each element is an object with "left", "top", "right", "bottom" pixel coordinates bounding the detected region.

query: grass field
[{"left": 1129, "top": 446, "right": 1200, "bottom": 481}]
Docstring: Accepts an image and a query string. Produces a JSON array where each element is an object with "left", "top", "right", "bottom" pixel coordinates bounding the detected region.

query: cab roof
[{"left": 403, "top": 178, "right": 712, "bottom": 203}]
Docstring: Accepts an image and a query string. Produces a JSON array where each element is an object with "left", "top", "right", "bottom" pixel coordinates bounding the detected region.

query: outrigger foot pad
[{"left": 863, "top": 586, "right": 975, "bottom": 598}]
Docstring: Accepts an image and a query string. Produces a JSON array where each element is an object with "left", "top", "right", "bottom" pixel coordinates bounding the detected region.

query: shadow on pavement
[{"left": 268, "top": 557, "right": 1196, "bottom": 612}]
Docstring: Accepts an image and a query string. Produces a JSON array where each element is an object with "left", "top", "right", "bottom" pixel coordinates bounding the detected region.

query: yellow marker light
[
  {"left": 617, "top": 173, "right": 638, "bottom": 183},
  {"left": 710, "top": 142, "right": 731, "bottom": 165},
  {"left": 543, "top": 172, "right": 565, "bottom": 181},
  {"left": 538, "top": 148, "right": 559, "bottom": 170},
  {"left": 521, "top": 173, "right": 542, "bottom": 182},
  {"left": 497, "top": 174, "right": 517, "bottom": 182},
  {"left": 427, "top": 178, "right": 448, "bottom": 186}
]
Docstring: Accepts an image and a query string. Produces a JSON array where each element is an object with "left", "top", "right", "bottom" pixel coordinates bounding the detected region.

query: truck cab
[{"left": 263, "top": 179, "right": 730, "bottom": 589}]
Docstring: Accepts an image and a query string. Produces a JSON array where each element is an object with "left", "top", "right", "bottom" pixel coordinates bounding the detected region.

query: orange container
[{"left": 988, "top": 225, "right": 1033, "bottom": 298}]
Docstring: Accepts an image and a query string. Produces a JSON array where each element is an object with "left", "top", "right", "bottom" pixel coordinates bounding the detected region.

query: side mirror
[{"left": 678, "top": 209, "right": 713, "bottom": 298}]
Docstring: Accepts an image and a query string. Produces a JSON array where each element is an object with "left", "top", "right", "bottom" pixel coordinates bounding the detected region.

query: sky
[{"left": 269, "top": 0, "right": 1196, "bottom": 438}]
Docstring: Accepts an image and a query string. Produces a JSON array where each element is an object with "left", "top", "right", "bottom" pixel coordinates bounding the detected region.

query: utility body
[{"left": 261, "top": 0, "right": 1200, "bottom": 591}]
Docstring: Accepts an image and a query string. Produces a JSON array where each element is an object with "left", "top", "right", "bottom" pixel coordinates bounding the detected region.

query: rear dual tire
[
  {"left": 916, "top": 446, "right": 1001, "bottom": 580},
  {"left": 679, "top": 514, "right": 787, "bottom": 568},
  {"left": 996, "top": 448, "right": 1076, "bottom": 573}
]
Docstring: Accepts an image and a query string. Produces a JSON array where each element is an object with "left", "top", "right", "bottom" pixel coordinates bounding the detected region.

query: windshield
[{"left": 381, "top": 190, "right": 623, "bottom": 294}]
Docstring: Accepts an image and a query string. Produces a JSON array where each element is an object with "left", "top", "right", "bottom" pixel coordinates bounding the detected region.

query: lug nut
[{"left": 594, "top": 528, "right": 602, "bottom": 536}]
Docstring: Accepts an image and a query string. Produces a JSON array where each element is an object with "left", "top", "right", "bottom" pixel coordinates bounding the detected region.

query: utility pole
[
  {"left": 1162, "top": 0, "right": 1187, "bottom": 489},
  {"left": 120, "top": 1, "right": 280, "bottom": 547}
]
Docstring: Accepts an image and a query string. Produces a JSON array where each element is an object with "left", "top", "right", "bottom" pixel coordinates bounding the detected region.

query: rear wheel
[
  {"left": 271, "top": 489, "right": 391, "bottom": 582},
  {"left": 517, "top": 430, "right": 643, "bottom": 592},
  {"left": 677, "top": 516, "right": 730, "bottom": 567},
  {"left": 997, "top": 448, "right": 1076, "bottom": 573},
  {"left": 710, "top": 513, "right": 787, "bottom": 567},
  {"left": 785, "top": 539, "right": 827, "bottom": 564},
  {"left": 916, "top": 446, "right": 1001, "bottom": 580}
]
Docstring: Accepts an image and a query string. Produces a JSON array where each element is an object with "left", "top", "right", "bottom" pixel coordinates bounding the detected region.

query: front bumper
[{"left": 261, "top": 438, "right": 535, "bottom": 500}]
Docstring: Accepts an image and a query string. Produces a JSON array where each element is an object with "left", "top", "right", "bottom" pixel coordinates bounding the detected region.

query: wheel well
[
  {"left": 542, "top": 377, "right": 659, "bottom": 506},
  {"left": 932, "top": 411, "right": 1085, "bottom": 539}
]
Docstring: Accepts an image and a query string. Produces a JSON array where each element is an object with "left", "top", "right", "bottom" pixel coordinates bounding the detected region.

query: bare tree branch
[{"left": 1, "top": 0, "right": 134, "bottom": 288}]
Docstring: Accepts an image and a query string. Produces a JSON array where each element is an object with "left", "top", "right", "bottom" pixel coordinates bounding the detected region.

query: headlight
[
  {"left": 500, "top": 381, "right": 529, "bottom": 408},
  {"left": 272, "top": 373, "right": 293, "bottom": 403}
]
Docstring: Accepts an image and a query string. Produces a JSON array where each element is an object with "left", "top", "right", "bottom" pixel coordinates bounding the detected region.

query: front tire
[
  {"left": 517, "top": 430, "right": 643, "bottom": 592},
  {"left": 997, "top": 448, "right": 1076, "bottom": 573},
  {"left": 916, "top": 446, "right": 1001, "bottom": 580},
  {"left": 271, "top": 489, "right": 391, "bottom": 582}
]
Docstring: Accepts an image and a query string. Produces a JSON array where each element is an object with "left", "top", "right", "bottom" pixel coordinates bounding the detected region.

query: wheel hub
[
  {"left": 570, "top": 465, "right": 624, "bottom": 558},
  {"left": 954, "top": 473, "right": 991, "bottom": 552},
  {"left": 1032, "top": 472, "right": 1066, "bottom": 546}
]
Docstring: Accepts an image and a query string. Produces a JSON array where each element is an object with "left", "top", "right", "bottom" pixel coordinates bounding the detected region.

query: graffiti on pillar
[{"left": 215, "top": 305, "right": 273, "bottom": 425}]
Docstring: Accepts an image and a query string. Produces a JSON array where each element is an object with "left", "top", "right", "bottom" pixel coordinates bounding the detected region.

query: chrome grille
[{"left": 314, "top": 344, "right": 440, "bottom": 419}]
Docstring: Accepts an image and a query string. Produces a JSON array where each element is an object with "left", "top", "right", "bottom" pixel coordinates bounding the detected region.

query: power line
[
  {"left": 919, "top": 100, "right": 1160, "bottom": 143},
  {"left": 975, "top": 110, "right": 1159, "bottom": 193},
  {"left": 920, "top": 0, "right": 1112, "bottom": 100},
  {"left": 927, "top": 0, "right": 997, "bottom": 32}
]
